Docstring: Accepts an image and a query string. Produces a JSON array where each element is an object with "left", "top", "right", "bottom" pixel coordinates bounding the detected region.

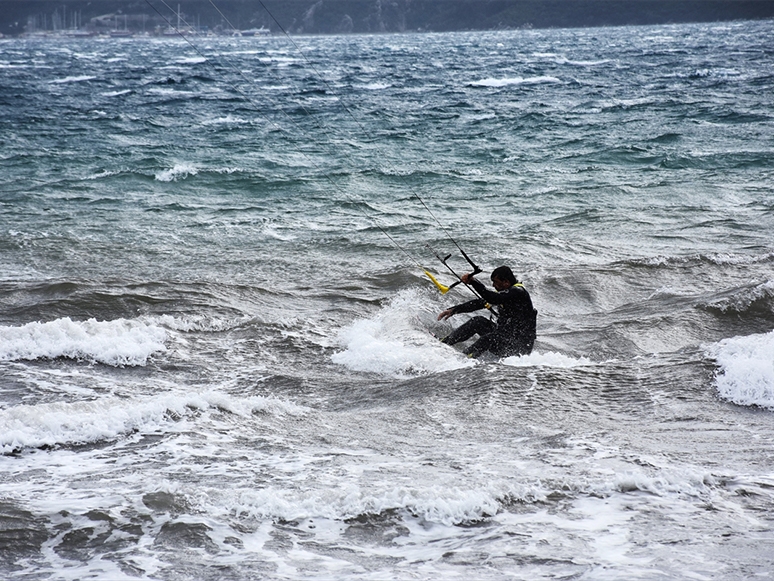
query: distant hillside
[{"left": 2, "top": 0, "right": 773, "bottom": 37}]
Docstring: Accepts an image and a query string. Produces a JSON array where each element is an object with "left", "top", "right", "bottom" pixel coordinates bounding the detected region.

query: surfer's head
[{"left": 491, "top": 266, "right": 516, "bottom": 289}]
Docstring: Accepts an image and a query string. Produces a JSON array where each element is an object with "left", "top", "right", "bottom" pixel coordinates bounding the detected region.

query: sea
[{"left": 1, "top": 16, "right": 773, "bottom": 580}]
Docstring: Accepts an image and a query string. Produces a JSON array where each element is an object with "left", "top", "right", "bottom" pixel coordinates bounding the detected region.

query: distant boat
[
  {"left": 160, "top": 4, "right": 195, "bottom": 37},
  {"left": 238, "top": 27, "right": 270, "bottom": 37},
  {"left": 66, "top": 30, "right": 95, "bottom": 38},
  {"left": 109, "top": 14, "right": 132, "bottom": 38},
  {"left": 161, "top": 27, "right": 196, "bottom": 37}
]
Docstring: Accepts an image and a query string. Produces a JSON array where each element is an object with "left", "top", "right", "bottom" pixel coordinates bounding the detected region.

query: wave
[
  {"left": 100, "top": 89, "right": 133, "bottom": 98},
  {"left": 200, "top": 114, "right": 251, "bottom": 126},
  {"left": 623, "top": 252, "right": 774, "bottom": 269},
  {"left": 174, "top": 56, "right": 208, "bottom": 65},
  {"left": 49, "top": 75, "right": 96, "bottom": 84},
  {"left": 232, "top": 480, "right": 541, "bottom": 526},
  {"left": 536, "top": 54, "right": 611, "bottom": 67},
  {"left": 357, "top": 82, "right": 391, "bottom": 90},
  {"left": 469, "top": 76, "right": 562, "bottom": 88},
  {"left": 658, "top": 150, "right": 774, "bottom": 170},
  {"left": 229, "top": 463, "right": 720, "bottom": 528},
  {"left": 67, "top": 162, "right": 256, "bottom": 186},
  {"left": 0, "top": 317, "right": 167, "bottom": 366},
  {"left": 0, "top": 391, "right": 306, "bottom": 454},
  {"left": 154, "top": 162, "right": 199, "bottom": 182},
  {"left": 704, "top": 330, "right": 774, "bottom": 410},
  {"left": 502, "top": 351, "right": 595, "bottom": 368},
  {"left": 151, "top": 314, "right": 252, "bottom": 333},
  {"left": 701, "top": 280, "right": 774, "bottom": 316}
]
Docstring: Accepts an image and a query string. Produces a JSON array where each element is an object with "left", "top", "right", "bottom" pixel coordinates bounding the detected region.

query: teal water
[{"left": 1, "top": 19, "right": 774, "bottom": 580}]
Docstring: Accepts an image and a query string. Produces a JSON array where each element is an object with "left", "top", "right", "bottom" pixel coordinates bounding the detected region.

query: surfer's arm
[{"left": 438, "top": 297, "right": 487, "bottom": 320}]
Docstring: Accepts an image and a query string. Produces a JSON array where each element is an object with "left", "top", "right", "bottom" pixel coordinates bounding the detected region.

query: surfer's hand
[
  {"left": 438, "top": 308, "right": 454, "bottom": 321},
  {"left": 461, "top": 273, "right": 475, "bottom": 284}
]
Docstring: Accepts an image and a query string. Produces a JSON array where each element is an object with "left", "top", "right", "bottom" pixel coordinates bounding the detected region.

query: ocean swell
[{"left": 0, "top": 317, "right": 167, "bottom": 366}]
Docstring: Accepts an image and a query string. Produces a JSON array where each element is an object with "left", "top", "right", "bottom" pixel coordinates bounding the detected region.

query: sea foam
[
  {"left": 232, "top": 479, "right": 543, "bottom": 526},
  {"left": 502, "top": 351, "right": 595, "bottom": 368},
  {"left": 331, "top": 289, "right": 473, "bottom": 377},
  {"left": 705, "top": 330, "right": 774, "bottom": 409},
  {"left": 155, "top": 162, "right": 198, "bottom": 182},
  {"left": 0, "top": 391, "right": 306, "bottom": 453},
  {"left": 49, "top": 75, "right": 96, "bottom": 84},
  {"left": 470, "top": 76, "right": 562, "bottom": 87},
  {"left": 0, "top": 317, "right": 167, "bottom": 366}
]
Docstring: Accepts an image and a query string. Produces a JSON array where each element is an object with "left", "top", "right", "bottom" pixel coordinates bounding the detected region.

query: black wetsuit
[{"left": 442, "top": 279, "right": 537, "bottom": 358}]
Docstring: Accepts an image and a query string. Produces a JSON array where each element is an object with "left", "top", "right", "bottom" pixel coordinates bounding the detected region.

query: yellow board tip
[{"left": 424, "top": 271, "right": 450, "bottom": 294}]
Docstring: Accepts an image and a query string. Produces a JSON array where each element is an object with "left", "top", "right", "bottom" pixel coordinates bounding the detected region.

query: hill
[{"left": 2, "top": 0, "right": 773, "bottom": 37}]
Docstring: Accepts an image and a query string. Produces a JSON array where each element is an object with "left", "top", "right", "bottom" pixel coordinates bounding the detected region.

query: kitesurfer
[{"left": 437, "top": 266, "right": 536, "bottom": 358}]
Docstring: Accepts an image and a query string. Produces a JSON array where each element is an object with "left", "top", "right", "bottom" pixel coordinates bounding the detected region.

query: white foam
[
  {"left": 155, "top": 162, "right": 198, "bottom": 182},
  {"left": 331, "top": 288, "right": 473, "bottom": 377},
  {"left": 232, "top": 479, "right": 542, "bottom": 526},
  {"left": 101, "top": 89, "right": 132, "bottom": 97},
  {"left": 0, "top": 391, "right": 306, "bottom": 453},
  {"left": 0, "top": 395, "right": 185, "bottom": 453},
  {"left": 84, "top": 169, "right": 122, "bottom": 180},
  {"left": 146, "top": 87, "right": 197, "bottom": 99},
  {"left": 0, "top": 317, "right": 167, "bottom": 366},
  {"left": 553, "top": 56, "right": 611, "bottom": 67},
  {"left": 151, "top": 314, "right": 250, "bottom": 333},
  {"left": 228, "top": 461, "right": 719, "bottom": 530},
  {"left": 704, "top": 330, "right": 774, "bottom": 409},
  {"left": 49, "top": 75, "right": 96, "bottom": 84},
  {"left": 502, "top": 351, "right": 595, "bottom": 368},
  {"left": 359, "top": 82, "right": 390, "bottom": 90},
  {"left": 175, "top": 56, "right": 207, "bottom": 64},
  {"left": 201, "top": 114, "right": 248, "bottom": 126},
  {"left": 470, "top": 76, "right": 561, "bottom": 87}
]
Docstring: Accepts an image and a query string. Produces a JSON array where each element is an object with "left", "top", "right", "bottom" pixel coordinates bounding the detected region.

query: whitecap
[
  {"left": 358, "top": 82, "right": 390, "bottom": 90},
  {"left": 704, "top": 330, "right": 774, "bottom": 409},
  {"left": 49, "top": 75, "right": 96, "bottom": 84},
  {"left": 0, "top": 317, "right": 167, "bottom": 366},
  {"left": 704, "top": 280, "right": 774, "bottom": 313},
  {"left": 84, "top": 169, "right": 122, "bottom": 180},
  {"left": 232, "top": 478, "right": 543, "bottom": 525},
  {"left": 101, "top": 89, "right": 132, "bottom": 97},
  {"left": 175, "top": 56, "right": 207, "bottom": 65},
  {"left": 155, "top": 162, "right": 198, "bottom": 182},
  {"left": 0, "top": 391, "right": 306, "bottom": 453},
  {"left": 552, "top": 56, "right": 611, "bottom": 67},
  {"left": 201, "top": 115, "right": 247, "bottom": 126},
  {"left": 151, "top": 314, "right": 251, "bottom": 333},
  {"left": 502, "top": 351, "right": 595, "bottom": 368},
  {"left": 470, "top": 76, "right": 561, "bottom": 87}
]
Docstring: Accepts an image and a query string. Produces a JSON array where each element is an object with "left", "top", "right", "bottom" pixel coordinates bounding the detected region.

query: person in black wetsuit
[{"left": 437, "top": 266, "right": 537, "bottom": 358}]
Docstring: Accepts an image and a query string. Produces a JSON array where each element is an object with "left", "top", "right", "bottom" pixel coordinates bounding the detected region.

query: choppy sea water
[{"left": 1, "top": 17, "right": 774, "bottom": 580}]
